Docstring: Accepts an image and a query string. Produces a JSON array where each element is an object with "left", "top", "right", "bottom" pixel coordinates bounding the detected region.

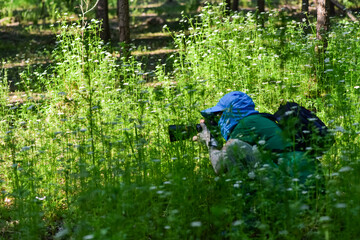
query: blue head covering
[{"left": 201, "top": 91, "right": 258, "bottom": 141}]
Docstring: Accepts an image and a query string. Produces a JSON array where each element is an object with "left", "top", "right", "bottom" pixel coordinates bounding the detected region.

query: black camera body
[
  {"left": 168, "top": 115, "right": 222, "bottom": 142},
  {"left": 168, "top": 124, "right": 202, "bottom": 142}
]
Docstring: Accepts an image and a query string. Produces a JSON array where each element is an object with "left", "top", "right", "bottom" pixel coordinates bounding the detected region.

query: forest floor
[
  {"left": 0, "top": 1, "right": 193, "bottom": 93},
  {"left": 0, "top": 1, "right": 358, "bottom": 93}
]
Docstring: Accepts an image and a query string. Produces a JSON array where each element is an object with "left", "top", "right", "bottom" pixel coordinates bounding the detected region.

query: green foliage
[{"left": 1, "top": 5, "right": 360, "bottom": 240}]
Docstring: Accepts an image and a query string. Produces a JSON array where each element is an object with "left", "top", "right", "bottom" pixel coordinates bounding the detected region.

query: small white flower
[
  {"left": 300, "top": 204, "right": 309, "bottom": 210},
  {"left": 285, "top": 110, "right": 294, "bottom": 116},
  {"left": 232, "top": 220, "right": 243, "bottom": 226},
  {"left": 190, "top": 221, "right": 202, "bottom": 227},
  {"left": 319, "top": 216, "right": 331, "bottom": 222},
  {"left": 339, "top": 166, "right": 353, "bottom": 172},
  {"left": 83, "top": 234, "right": 94, "bottom": 240},
  {"left": 248, "top": 171, "right": 256, "bottom": 179},
  {"left": 21, "top": 146, "right": 31, "bottom": 151},
  {"left": 335, "top": 203, "right": 347, "bottom": 209},
  {"left": 334, "top": 126, "right": 345, "bottom": 133},
  {"left": 279, "top": 230, "right": 288, "bottom": 235}
]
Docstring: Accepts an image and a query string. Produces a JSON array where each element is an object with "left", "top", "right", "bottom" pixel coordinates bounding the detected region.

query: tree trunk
[
  {"left": 96, "top": 0, "right": 110, "bottom": 42},
  {"left": 225, "top": 0, "right": 231, "bottom": 12},
  {"left": 257, "top": 0, "right": 265, "bottom": 13},
  {"left": 302, "top": 0, "right": 309, "bottom": 15},
  {"left": 118, "top": 0, "right": 130, "bottom": 44},
  {"left": 257, "top": 0, "right": 265, "bottom": 27},
  {"left": 316, "top": 0, "right": 330, "bottom": 51},
  {"left": 329, "top": 0, "right": 335, "bottom": 16},
  {"left": 40, "top": 0, "right": 46, "bottom": 23},
  {"left": 232, "top": 0, "right": 239, "bottom": 11},
  {"left": 301, "top": 0, "right": 309, "bottom": 30}
]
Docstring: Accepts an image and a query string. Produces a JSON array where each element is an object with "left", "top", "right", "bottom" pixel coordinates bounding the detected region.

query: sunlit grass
[{"left": 0, "top": 3, "right": 360, "bottom": 240}]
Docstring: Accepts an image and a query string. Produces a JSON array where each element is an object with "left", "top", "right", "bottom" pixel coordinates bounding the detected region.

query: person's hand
[{"left": 197, "top": 119, "right": 211, "bottom": 147}]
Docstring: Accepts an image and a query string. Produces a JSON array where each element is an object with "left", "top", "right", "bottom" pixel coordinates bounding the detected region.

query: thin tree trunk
[
  {"left": 96, "top": 0, "right": 110, "bottom": 42},
  {"left": 329, "top": 0, "right": 335, "bottom": 15},
  {"left": 257, "top": 0, "right": 265, "bottom": 13},
  {"left": 316, "top": 0, "right": 330, "bottom": 51},
  {"left": 118, "top": 0, "right": 130, "bottom": 44},
  {"left": 225, "top": 0, "right": 231, "bottom": 13},
  {"left": 301, "top": 0, "right": 309, "bottom": 31},
  {"left": 302, "top": 0, "right": 309, "bottom": 15},
  {"left": 40, "top": 0, "right": 46, "bottom": 24},
  {"left": 257, "top": 0, "right": 265, "bottom": 27},
  {"left": 232, "top": 0, "right": 239, "bottom": 11}
]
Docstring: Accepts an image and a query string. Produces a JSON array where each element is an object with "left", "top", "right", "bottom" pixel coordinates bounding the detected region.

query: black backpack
[{"left": 269, "top": 102, "right": 334, "bottom": 152}]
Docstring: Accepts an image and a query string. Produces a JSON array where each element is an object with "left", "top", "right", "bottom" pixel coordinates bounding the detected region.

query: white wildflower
[
  {"left": 232, "top": 220, "right": 243, "bottom": 226},
  {"left": 248, "top": 171, "right": 256, "bottom": 179},
  {"left": 339, "top": 166, "right": 353, "bottom": 172},
  {"left": 190, "top": 221, "right": 202, "bottom": 227},
  {"left": 319, "top": 216, "right": 331, "bottom": 222},
  {"left": 83, "top": 235, "right": 94, "bottom": 240},
  {"left": 335, "top": 203, "right": 347, "bottom": 209}
]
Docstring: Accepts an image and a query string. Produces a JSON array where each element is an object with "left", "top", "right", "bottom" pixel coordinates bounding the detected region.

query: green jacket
[
  {"left": 229, "top": 114, "right": 290, "bottom": 151},
  {"left": 229, "top": 114, "right": 319, "bottom": 184}
]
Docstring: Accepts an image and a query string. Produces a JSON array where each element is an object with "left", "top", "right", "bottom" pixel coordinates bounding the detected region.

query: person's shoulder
[{"left": 243, "top": 113, "right": 275, "bottom": 124}]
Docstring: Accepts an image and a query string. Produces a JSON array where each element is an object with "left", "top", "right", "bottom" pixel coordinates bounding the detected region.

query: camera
[
  {"left": 168, "top": 113, "right": 222, "bottom": 142},
  {"left": 168, "top": 124, "right": 202, "bottom": 142}
]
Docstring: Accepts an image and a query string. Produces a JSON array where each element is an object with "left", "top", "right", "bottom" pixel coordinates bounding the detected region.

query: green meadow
[{"left": 0, "top": 1, "right": 360, "bottom": 239}]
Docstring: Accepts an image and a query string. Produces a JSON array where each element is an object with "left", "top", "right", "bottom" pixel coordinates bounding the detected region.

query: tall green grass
[{"left": 1, "top": 5, "right": 360, "bottom": 239}]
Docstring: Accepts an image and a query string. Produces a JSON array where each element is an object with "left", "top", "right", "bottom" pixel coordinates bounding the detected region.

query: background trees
[
  {"left": 257, "top": 0, "right": 265, "bottom": 13},
  {"left": 316, "top": 0, "right": 330, "bottom": 51},
  {"left": 117, "top": 0, "right": 130, "bottom": 44},
  {"left": 96, "top": 0, "right": 110, "bottom": 41},
  {"left": 1, "top": 1, "right": 360, "bottom": 239}
]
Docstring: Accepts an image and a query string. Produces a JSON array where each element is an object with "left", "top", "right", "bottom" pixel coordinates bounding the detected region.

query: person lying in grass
[{"left": 198, "top": 91, "right": 319, "bottom": 185}]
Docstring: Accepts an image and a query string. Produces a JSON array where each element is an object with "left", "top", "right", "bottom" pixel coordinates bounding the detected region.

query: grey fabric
[
  {"left": 208, "top": 139, "right": 260, "bottom": 174},
  {"left": 198, "top": 121, "right": 260, "bottom": 174}
]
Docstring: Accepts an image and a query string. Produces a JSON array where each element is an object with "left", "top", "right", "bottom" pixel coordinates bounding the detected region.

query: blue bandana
[{"left": 201, "top": 91, "right": 258, "bottom": 140}]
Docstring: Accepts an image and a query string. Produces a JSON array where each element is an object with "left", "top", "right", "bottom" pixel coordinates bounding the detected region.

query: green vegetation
[{"left": 1, "top": 1, "right": 360, "bottom": 239}]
